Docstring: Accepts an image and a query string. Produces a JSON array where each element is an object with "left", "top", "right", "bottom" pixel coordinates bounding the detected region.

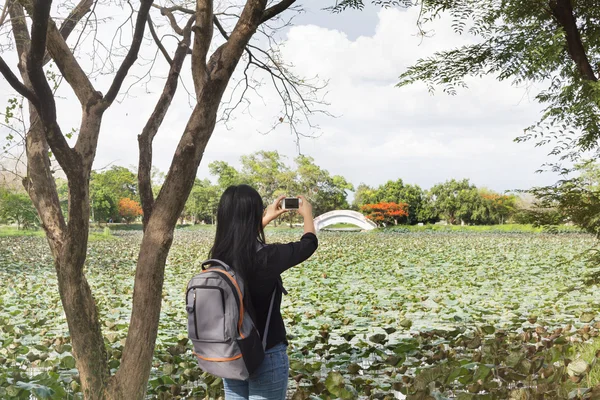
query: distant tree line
[
  {"left": 185, "top": 151, "right": 354, "bottom": 224},
  {"left": 3, "top": 152, "right": 598, "bottom": 228},
  {"left": 354, "top": 178, "right": 519, "bottom": 226}
]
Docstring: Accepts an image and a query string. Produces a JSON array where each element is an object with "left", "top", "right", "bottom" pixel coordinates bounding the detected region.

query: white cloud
[{"left": 197, "top": 7, "right": 558, "bottom": 192}]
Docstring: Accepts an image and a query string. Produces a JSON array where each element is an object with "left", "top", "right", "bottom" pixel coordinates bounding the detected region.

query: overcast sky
[{"left": 0, "top": 2, "right": 562, "bottom": 194}]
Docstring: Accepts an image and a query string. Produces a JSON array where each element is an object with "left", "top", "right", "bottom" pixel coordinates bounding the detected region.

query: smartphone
[{"left": 282, "top": 197, "right": 300, "bottom": 209}]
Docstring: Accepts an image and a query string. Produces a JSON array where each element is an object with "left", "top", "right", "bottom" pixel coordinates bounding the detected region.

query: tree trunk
[
  {"left": 56, "top": 256, "right": 109, "bottom": 399},
  {"left": 58, "top": 169, "right": 110, "bottom": 399},
  {"left": 104, "top": 217, "right": 173, "bottom": 399}
]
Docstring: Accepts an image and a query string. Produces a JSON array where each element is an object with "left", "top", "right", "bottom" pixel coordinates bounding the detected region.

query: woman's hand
[
  {"left": 297, "top": 195, "right": 313, "bottom": 219},
  {"left": 297, "top": 195, "right": 316, "bottom": 234},
  {"left": 262, "top": 195, "right": 289, "bottom": 227}
]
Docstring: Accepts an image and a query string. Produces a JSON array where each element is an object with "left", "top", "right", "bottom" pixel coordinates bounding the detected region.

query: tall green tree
[
  {"left": 398, "top": 184, "right": 426, "bottom": 225},
  {"left": 90, "top": 188, "right": 117, "bottom": 223},
  {"left": 475, "top": 189, "right": 518, "bottom": 224},
  {"left": 353, "top": 179, "right": 425, "bottom": 224},
  {"left": 183, "top": 179, "right": 221, "bottom": 224},
  {"left": 527, "top": 161, "right": 600, "bottom": 235},
  {"left": 0, "top": 187, "right": 39, "bottom": 229},
  {"left": 208, "top": 161, "right": 243, "bottom": 190},
  {"left": 295, "top": 155, "right": 354, "bottom": 215},
  {"left": 577, "top": 160, "right": 600, "bottom": 191},
  {"left": 429, "top": 179, "right": 477, "bottom": 225},
  {"left": 353, "top": 183, "right": 378, "bottom": 209},
  {"left": 240, "top": 151, "right": 290, "bottom": 202},
  {"left": 90, "top": 166, "right": 138, "bottom": 202},
  {"left": 88, "top": 166, "right": 138, "bottom": 223},
  {"left": 419, "top": 191, "right": 440, "bottom": 224}
]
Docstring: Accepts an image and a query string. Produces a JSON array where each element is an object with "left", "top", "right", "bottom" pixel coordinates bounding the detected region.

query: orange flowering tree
[
  {"left": 360, "top": 201, "right": 409, "bottom": 226},
  {"left": 479, "top": 192, "right": 517, "bottom": 224},
  {"left": 118, "top": 198, "right": 143, "bottom": 223}
]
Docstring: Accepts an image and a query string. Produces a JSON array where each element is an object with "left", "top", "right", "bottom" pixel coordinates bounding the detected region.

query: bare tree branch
[
  {"left": 27, "top": 0, "right": 74, "bottom": 171},
  {"left": 207, "top": 0, "right": 268, "bottom": 86},
  {"left": 16, "top": 0, "right": 98, "bottom": 106},
  {"left": 0, "top": 57, "right": 39, "bottom": 107},
  {"left": 192, "top": 0, "right": 214, "bottom": 96},
  {"left": 6, "top": 1, "right": 67, "bottom": 247},
  {"left": 211, "top": 5, "right": 328, "bottom": 143},
  {"left": 102, "top": 0, "right": 154, "bottom": 107},
  {"left": 8, "top": 0, "right": 29, "bottom": 56},
  {"left": 0, "top": 0, "right": 11, "bottom": 27},
  {"left": 147, "top": 14, "right": 172, "bottom": 65},
  {"left": 150, "top": 3, "right": 194, "bottom": 35},
  {"left": 213, "top": 14, "right": 229, "bottom": 38},
  {"left": 155, "top": 4, "right": 195, "bottom": 14},
  {"left": 42, "top": 0, "right": 94, "bottom": 65},
  {"left": 261, "top": 0, "right": 296, "bottom": 23},
  {"left": 58, "top": 0, "right": 93, "bottom": 38},
  {"left": 138, "top": 16, "right": 195, "bottom": 227},
  {"left": 45, "top": 18, "right": 99, "bottom": 105}
]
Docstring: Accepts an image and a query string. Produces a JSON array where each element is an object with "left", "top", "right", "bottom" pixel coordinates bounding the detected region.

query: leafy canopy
[
  {"left": 0, "top": 187, "right": 38, "bottom": 229},
  {"left": 396, "top": 0, "right": 600, "bottom": 162}
]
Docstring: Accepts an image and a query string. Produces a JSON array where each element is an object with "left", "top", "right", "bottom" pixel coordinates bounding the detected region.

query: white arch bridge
[{"left": 313, "top": 210, "right": 377, "bottom": 232}]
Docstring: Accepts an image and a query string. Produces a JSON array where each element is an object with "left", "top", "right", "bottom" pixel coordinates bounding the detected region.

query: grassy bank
[
  {"left": 1, "top": 226, "right": 115, "bottom": 241},
  {"left": 1, "top": 223, "right": 587, "bottom": 238},
  {"left": 386, "top": 223, "right": 585, "bottom": 234},
  {"left": 0, "top": 226, "right": 44, "bottom": 237}
]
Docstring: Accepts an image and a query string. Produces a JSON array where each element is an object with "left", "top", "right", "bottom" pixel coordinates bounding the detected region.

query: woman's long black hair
[{"left": 209, "top": 184, "right": 266, "bottom": 279}]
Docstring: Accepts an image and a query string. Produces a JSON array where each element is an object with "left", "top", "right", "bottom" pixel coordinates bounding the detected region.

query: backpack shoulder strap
[
  {"left": 262, "top": 288, "right": 277, "bottom": 350},
  {"left": 201, "top": 259, "right": 233, "bottom": 272}
]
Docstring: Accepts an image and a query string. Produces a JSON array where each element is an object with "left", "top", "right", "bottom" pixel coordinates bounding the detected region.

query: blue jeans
[{"left": 223, "top": 343, "right": 289, "bottom": 400}]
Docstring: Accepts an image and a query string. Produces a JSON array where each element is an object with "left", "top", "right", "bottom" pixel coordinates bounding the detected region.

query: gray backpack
[{"left": 186, "top": 259, "right": 276, "bottom": 380}]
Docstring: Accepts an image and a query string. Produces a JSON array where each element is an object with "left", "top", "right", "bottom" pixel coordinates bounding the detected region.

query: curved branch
[
  {"left": 154, "top": 4, "right": 184, "bottom": 35},
  {"left": 46, "top": 18, "right": 98, "bottom": 105},
  {"left": 0, "top": 0, "right": 10, "bottom": 26},
  {"left": 153, "top": 4, "right": 195, "bottom": 14},
  {"left": 147, "top": 14, "right": 172, "bottom": 65},
  {"left": 102, "top": 0, "right": 154, "bottom": 107},
  {"left": 42, "top": 0, "right": 94, "bottom": 65},
  {"left": 27, "top": 0, "right": 74, "bottom": 171},
  {"left": 138, "top": 16, "right": 195, "bottom": 227},
  {"left": 0, "top": 57, "right": 39, "bottom": 108},
  {"left": 207, "top": 0, "right": 267, "bottom": 83},
  {"left": 261, "top": 0, "right": 296, "bottom": 23},
  {"left": 58, "top": 0, "right": 93, "bottom": 38},
  {"left": 8, "top": 0, "right": 30, "bottom": 56},
  {"left": 213, "top": 14, "right": 229, "bottom": 38}
]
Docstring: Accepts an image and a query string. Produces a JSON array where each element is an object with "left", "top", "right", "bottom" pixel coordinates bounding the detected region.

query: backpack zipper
[{"left": 186, "top": 285, "right": 227, "bottom": 341}]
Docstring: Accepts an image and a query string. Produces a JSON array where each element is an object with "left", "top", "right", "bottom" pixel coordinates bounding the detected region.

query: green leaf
[
  {"left": 580, "top": 312, "right": 595, "bottom": 323},
  {"left": 60, "top": 355, "right": 76, "bottom": 369},
  {"left": 16, "top": 381, "right": 55, "bottom": 398}
]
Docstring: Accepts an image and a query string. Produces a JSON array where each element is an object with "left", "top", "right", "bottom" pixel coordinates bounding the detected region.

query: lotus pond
[{"left": 1, "top": 229, "right": 600, "bottom": 399}]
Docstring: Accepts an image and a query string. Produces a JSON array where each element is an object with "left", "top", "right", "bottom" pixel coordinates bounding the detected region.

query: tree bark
[{"left": 56, "top": 252, "right": 109, "bottom": 400}]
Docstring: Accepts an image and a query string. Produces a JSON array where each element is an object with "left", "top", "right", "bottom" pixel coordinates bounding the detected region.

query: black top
[{"left": 248, "top": 232, "right": 318, "bottom": 350}]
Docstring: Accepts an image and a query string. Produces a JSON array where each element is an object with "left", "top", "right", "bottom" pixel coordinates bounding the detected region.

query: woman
[{"left": 210, "top": 184, "right": 318, "bottom": 400}]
